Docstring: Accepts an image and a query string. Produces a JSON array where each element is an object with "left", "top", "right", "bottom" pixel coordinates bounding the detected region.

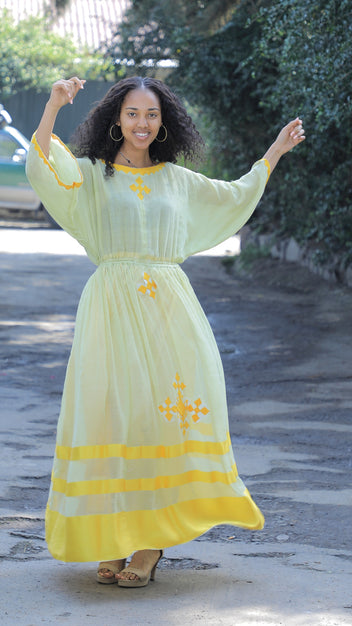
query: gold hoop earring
[
  {"left": 109, "top": 123, "right": 123, "bottom": 142},
  {"left": 155, "top": 124, "right": 167, "bottom": 143}
]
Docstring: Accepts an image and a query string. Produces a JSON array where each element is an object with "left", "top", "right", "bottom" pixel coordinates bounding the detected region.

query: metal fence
[{"left": 2, "top": 80, "right": 116, "bottom": 143}]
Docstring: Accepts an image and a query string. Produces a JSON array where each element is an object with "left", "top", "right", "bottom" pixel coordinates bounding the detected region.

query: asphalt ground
[{"left": 0, "top": 222, "right": 351, "bottom": 625}]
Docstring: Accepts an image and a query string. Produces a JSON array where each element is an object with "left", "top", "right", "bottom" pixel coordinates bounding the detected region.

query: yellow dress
[{"left": 26, "top": 133, "right": 269, "bottom": 562}]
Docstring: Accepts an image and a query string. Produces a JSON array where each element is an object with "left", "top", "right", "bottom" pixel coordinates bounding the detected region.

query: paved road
[{"left": 0, "top": 227, "right": 351, "bottom": 625}]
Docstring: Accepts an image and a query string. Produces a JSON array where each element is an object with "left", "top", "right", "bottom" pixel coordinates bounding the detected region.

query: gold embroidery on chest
[
  {"left": 130, "top": 176, "right": 151, "bottom": 200},
  {"left": 138, "top": 272, "right": 157, "bottom": 298},
  {"left": 159, "top": 373, "right": 209, "bottom": 435}
]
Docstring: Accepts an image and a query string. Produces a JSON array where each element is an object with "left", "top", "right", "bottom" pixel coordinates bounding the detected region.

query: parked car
[{"left": 0, "top": 104, "right": 57, "bottom": 226}]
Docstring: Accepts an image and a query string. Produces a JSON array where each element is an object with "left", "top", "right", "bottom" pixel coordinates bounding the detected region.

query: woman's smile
[{"left": 134, "top": 131, "right": 150, "bottom": 139}]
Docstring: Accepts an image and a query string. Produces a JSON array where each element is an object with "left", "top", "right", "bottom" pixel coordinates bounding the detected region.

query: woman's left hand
[
  {"left": 263, "top": 117, "right": 306, "bottom": 174},
  {"left": 274, "top": 117, "right": 306, "bottom": 156}
]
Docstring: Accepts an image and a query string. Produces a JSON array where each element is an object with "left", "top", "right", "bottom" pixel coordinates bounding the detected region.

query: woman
[{"left": 26, "top": 76, "right": 305, "bottom": 588}]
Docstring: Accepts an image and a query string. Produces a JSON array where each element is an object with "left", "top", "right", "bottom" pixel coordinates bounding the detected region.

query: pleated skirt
[{"left": 45, "top": 259, "right": 264, "bottom": 562}]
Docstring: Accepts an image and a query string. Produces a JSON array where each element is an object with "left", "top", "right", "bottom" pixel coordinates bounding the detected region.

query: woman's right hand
[
  {"left": 36, "top": 77, "right": 86, "bottom": 159},
  {"left": 48, "top": 77, "right": 86, "bottom": 110}
]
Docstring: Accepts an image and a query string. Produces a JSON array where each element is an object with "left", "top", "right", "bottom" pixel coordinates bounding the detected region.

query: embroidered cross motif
[
  {"left": 159, "top": 373, "right": 209, "bottom": 435},
  {"left": 130, "top": 176, "right": 151, "bottom": 200},
  {"left": 138, "top": 272, "right": 157, "bottom": 298}
]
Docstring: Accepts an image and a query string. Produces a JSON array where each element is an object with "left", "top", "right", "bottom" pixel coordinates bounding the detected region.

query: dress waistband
[{"left": 99, "top": 257, "right": 180, "bottom": 267}]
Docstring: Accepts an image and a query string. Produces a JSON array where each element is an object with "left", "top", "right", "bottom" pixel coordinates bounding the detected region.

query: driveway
[{"left": 0, "top": 225, "right": 351, "bottom": 625}]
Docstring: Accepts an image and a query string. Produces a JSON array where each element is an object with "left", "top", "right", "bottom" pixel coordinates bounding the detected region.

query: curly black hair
[{"left": 71, "top": 76, "right": 204, "bottom": 176}]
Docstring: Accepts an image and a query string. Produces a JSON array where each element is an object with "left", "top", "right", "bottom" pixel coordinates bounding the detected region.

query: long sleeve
[
  {"left": 181, "top": 158, "right": 270, "bottom": 257},
  {"left": 25, "top": 133, "right": 86, "bottom": 243}
]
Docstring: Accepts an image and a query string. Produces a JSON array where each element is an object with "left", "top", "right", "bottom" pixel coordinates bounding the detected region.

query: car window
[{"left": 0, "top": 130, "right": 19, "bottom": 159}]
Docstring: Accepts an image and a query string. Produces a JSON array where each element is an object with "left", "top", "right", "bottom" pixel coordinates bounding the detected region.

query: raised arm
[
  {"left": 263, "top": 117, "right": 305, "bottom": 174},
  {"left": 36, "top": 77, "right": 85, "bottom": 158}
]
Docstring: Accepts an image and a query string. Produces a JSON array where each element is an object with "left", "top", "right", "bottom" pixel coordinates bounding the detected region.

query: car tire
[{"left": 40, "top": 204, "right": 61, "bottom": 229}]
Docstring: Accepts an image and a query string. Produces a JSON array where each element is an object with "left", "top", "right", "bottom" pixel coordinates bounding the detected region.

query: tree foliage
[
  {"left": 247, "top": 0, "right": 352, "bottom": 264},
  {"left": 108, "top": 0, "right": 352, "bottom": 264},
  {"left": 0, "top": 9, "right": 106, "bottom": 98}
]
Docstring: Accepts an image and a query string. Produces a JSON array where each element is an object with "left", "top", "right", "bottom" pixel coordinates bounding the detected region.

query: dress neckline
[{"left": 110, "top": 161, "right": 166, "bottom": 175}]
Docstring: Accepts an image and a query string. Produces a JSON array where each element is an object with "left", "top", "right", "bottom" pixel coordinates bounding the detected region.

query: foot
[
  {"left": 97, "top": 559, "right": 126, "bottom": 582},
  {"left": 116, "top": 550, "right": 161, "bottom": 582}
]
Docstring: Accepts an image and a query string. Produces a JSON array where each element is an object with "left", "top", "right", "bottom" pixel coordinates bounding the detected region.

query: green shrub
[{"left": 0, "top": 9, "right": 107, "bottom": 97}]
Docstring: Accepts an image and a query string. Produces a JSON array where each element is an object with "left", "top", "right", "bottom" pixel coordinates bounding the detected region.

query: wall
[{"left": 241, "top": 227, "right": 352, "bottom": 289}]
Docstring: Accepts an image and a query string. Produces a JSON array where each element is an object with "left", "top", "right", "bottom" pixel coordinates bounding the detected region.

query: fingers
[
  {"left": 66, "top": 77, "right": 86, "bottom": 104},
  {"left": 289, "top": 118, "right": 305, "bottom": 143},
  {"left": 274, "top": 117, "right": 306, "bottom": 156},
  {"left": 51, "top": 77, "right": 86, "bottom": 106}
]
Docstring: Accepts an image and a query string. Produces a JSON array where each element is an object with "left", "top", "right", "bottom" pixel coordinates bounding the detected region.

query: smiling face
[{"left": 117, "top": 87, "right": 162, "bottom": 154}]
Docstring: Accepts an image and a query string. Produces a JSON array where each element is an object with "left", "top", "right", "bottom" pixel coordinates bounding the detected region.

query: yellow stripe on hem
[
  {"left": 55, "top": 433, "right": 232, "bottom": 461},
  {"left": 52, "top": 464, "right": 239, "bottom": 497},
  {"left": 32, "top": 132, "right": 83, "bottom": 190},
  {"left": 45, "top": 493, "right": 265, "bottom": 562}
]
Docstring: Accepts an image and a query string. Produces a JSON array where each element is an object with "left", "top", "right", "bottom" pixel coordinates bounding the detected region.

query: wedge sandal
[
  {"left": 96, "top": 559, "right": 126, "bottom": 584},
  {"left": 117, "top": 550, "right": 163, "bottom": 588}
]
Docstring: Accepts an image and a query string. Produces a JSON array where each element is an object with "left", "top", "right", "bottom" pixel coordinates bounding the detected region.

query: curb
[{"left": 240, "top": 226, "right": 352, "bottom": 288}]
